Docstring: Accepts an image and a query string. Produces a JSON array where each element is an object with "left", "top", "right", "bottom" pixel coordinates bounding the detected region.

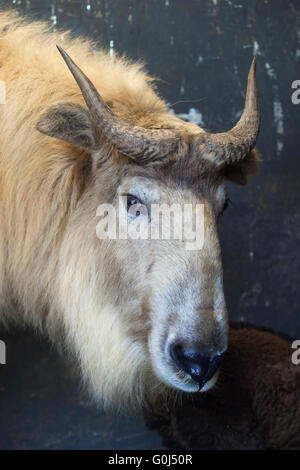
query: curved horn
[
  {"left": 57, "top": 46, "right": 180, "bottom": 162},
  {"left": 197, "top": 58, "right": 260, "bottom": 166}
]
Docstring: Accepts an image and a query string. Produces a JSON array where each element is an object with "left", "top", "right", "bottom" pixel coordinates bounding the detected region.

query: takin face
[{"left": 37, "top": 47, "right": 260, "bottom": 406}]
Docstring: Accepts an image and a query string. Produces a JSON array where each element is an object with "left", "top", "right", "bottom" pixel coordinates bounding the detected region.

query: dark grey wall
[
  {"left": 0, "top": 0, "right": 299, "bottom": 451},
  {"left": 3, "top": 0, "right": 297, "bottom": 336}
]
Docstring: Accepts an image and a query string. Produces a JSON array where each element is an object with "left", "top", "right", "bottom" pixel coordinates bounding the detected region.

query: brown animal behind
[{"left": 144, "top": 325, "right": 300, "bottom": 450}]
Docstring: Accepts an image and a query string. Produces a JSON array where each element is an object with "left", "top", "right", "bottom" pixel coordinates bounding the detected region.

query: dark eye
[
  {"left": 222, "top": 197, "right": 231, "bottom": 214},
  {"left": 126, "top": 195, "right": 142, "bottom": 217}
]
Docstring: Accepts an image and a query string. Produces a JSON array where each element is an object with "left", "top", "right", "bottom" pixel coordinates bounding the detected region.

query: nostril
[
  {"left": 170, "top": 342, "right": 226, "bottom": 387},
  {"left": 207, "top": 350, "right": 226, "bottom": 380},
  {"left": 206, "top": 351, "right": 226, "bottom": 381},
  {"left": 170, "top": 342, "right": 210, "bottom": 379},
  {"left": 169, "top": 342, "right": 185, "bottom": 370}
]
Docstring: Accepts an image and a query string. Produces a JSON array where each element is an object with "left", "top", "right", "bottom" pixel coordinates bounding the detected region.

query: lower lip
[{"left": 173, "top": 371, "right": 219, "bottom": 393}]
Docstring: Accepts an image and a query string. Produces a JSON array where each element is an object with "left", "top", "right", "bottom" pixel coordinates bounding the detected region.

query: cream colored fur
[
  {"left": 0, "top": 11, "right": 194, "bottom": 408},
  {"left": 0, "top": 11, "right": 250, "bottom": 408}
]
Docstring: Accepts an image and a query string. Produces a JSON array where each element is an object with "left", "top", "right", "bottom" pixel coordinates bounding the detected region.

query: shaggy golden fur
[{"left": 0, "top": 11, "right": 259, "bottom": 409}]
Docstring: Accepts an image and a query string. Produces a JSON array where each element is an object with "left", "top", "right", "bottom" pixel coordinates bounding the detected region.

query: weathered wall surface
[{"left": 0, "top": 0, "right": 299, "bottom": 336}]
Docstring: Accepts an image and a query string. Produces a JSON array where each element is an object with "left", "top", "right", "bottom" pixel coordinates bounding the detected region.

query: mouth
[{"left": 165, "top": 368, "right": 220, "bottom": 392}]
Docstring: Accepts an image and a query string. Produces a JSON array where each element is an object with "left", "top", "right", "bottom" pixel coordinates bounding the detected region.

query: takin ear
[
  {"left": 221, "top": 149, "right": 261, "bottom": 186},
  {"left": 36, "top": 101, "right": 99, "bottom": 151}
]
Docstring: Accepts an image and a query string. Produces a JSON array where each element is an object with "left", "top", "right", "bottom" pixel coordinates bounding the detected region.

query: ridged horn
[
  {"left": 197, "top": 57, "right": 260, "bottom": 166},
  {"left": 57, "top": 45, "right": 180, "bottom": 162}
]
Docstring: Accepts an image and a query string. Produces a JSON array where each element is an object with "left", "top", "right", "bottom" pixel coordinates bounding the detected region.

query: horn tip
[{"left": 56, "top": 44, "right": 70, "bottom": 63}]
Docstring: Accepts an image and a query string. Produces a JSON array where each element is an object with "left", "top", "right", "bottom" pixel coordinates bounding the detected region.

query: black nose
[{"left": 170, "top": 342, "right": 226, "bottom": 389}]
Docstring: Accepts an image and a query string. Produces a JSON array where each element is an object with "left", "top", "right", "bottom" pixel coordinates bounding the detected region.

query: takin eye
[
  {"left": 126, "top": 194, "right": 143, "bottom": 217},
  {"left": 221, "top": 197, "right": 232, "bottom": 215}
]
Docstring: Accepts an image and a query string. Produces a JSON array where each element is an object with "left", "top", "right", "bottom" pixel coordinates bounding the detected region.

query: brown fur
[{"left": 144, "top": 324, "right": 300, "bottom": 450}]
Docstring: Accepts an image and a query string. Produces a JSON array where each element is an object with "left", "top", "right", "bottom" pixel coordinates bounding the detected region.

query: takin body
[{"left": 0, "top": 11, "right": 260, "bottom": 408}]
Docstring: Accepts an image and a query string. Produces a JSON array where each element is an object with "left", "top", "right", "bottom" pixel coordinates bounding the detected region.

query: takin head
[{"left": 36, "top": 47, "right": 260, "bottom": 407}]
